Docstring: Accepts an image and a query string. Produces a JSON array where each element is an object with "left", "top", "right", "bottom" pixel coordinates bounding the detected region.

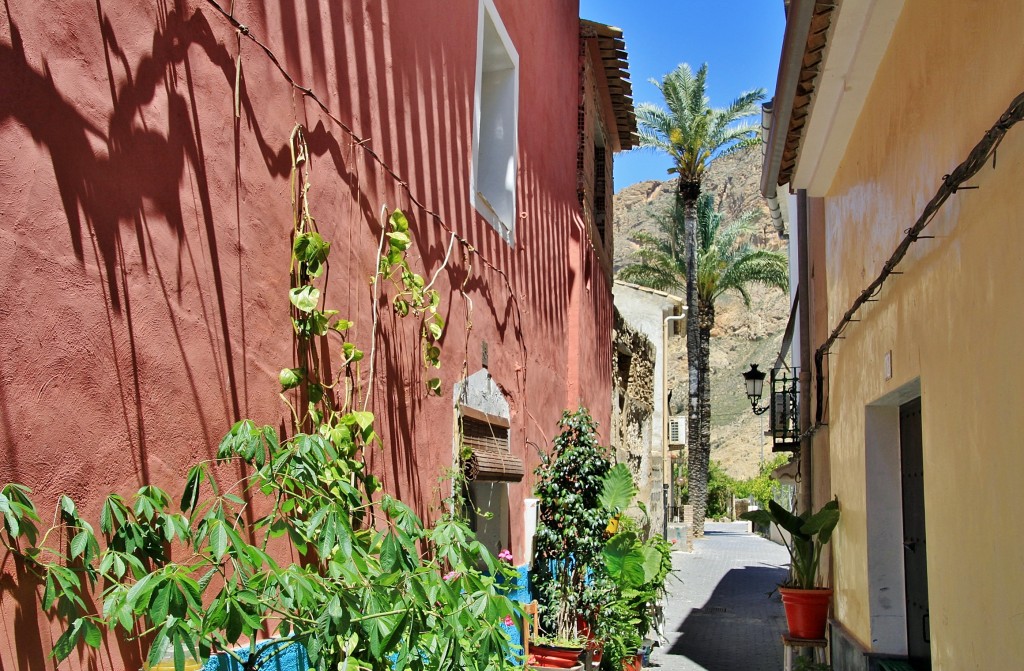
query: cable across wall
[{"left": 811, "top": 90, "right": 1024, "bottom": 428}]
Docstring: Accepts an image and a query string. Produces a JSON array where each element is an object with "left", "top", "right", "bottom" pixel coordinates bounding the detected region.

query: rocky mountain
[{"left": 613, "top": 147, "right": 791, "bottom": 481}]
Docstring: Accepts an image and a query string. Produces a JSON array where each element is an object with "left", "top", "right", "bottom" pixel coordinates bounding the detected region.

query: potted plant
[
  {"left": 594, "top": 465, "right": 674, "bottom": 671},
  {"left": 740, "top": 498, "right": 841, "bottom": 639},
  {"left": 532, "top": 408, "right": 612, "bottom": 666}
]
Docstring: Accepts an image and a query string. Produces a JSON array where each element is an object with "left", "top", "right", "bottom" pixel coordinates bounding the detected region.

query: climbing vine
[{"left": 0, "top": 124, "right": 519, "bottom": 671}]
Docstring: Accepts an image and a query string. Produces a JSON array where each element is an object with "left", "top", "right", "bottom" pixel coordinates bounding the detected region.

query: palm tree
[
  {"left": 632, "top": 63, "right": 765, "bottom": 537},
  {"left": 620, "top": 195, "right": 786, "bottom": 536}
]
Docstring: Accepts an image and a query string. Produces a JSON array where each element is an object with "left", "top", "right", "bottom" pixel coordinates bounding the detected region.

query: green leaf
[
  {"left": 51, "top": 620, "right": 83, "bottom": 661},
  {"left": 180, "top": 464, "right": 205, "bottom": 513},
  {"left": 42, "top": 572, "right": 56, "bottom": 610},
  {"left": 225, "top": 603, "right": 244, "bottom": 644},
  {"left": 210, "top": 521, "right": 228, "bottom": 562},
  {"left": 151, "top": 583, "right": 171, "bottom": 624},
  {"left": 640, "top": 545, "right": 663, "bottom": 583},
  {"left": 319, "top": 516, "right": 337, "bottom": 558},
  {"left": 173, "top": 635, "right": 186, "bottom": 671},
  {"left": 147, "top": 627, "right": 171, "bottom": 669},
  {"left": 343, "top": 342, "right": 364, "bottom": 362},
  {"left": 82, "top": 620, "right": 102, "bottom": 648},
  {"left": 113, "top": 554, "right": 126, "bottom": 578},
  {"left": 351, "top": 412, "right": 374, "bottom": 431},
  {"left": 599, "top": 463, "right": 637, "bottom": 514},
  {"left": 125, "top": 573, "right": 156, "bottom": 611},
  {"left": 168, "top": 582, "right": 187, "bottom": 618},
  {"left": 70, "top": 531, "right": 89, "bottom": 559},
  {"left": 333, "top": 319, "right": 353, "bottom": 332},
  {"left": 335, "top": 516, "right": 353, "bottom": 559},
  {"left": 3, "top": 508, "right": 19, "bottom": 538},
  {"left": 289, "top": 285, "right": 321, "bottom": 313},
  {"left": 802, "top": 499, "right": 841, "bottom": 544},
  {"left": 387, "top": 231, "right": 410, "bottom": 250},
  {"left": 603, "top": 532, "right": 646, "bottom": 587},
  {"left": 279, "top": 367, "right": 305, "bottom": 391},
  {"left": 390, "top": 209, "right": 410, "bottom": 232},
  {"left": 768, "top": 500, "right": 809, "bottom": 540},
  {"left": 426, "top": 378, "right": 442, "bottom": 396},
  {"left": 60, "top": 495, "right": 77, "bottom": 523},
  {"left": 380, "top": 534, "right": 400, "bottom": 572},
  {"left": 293, "top": 232, "right": 331, "bottom": 277}
]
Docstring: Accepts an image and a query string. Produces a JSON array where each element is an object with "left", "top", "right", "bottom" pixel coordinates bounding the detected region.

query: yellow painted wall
[{"left": 823, "top": 0, "right": 1024, "bottom": 667}]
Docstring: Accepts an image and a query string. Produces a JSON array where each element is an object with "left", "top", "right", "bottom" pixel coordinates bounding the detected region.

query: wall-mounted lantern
[
  {"left": 741, "top": 363, "right": 800, "bottom": 452},
  {"left": 742, "top": 364, "right": 770, "bottom": 415}
]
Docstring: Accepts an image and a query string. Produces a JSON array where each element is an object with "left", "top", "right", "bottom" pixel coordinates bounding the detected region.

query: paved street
[{"left": 650, "top": 522, "right": 790, "bottom": 671}]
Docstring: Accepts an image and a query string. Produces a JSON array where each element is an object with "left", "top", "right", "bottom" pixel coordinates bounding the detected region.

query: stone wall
[{"left": 610, "top": 308, "right": 659, "bottom": 532}]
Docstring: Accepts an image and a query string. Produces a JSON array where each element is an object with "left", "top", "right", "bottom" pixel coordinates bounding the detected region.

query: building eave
[
  {"left": 580, "top": 19, "right": 638, "bottom": 150},
  {"left": 790, "top": 0, "right": 905, "bottom": 195},
  {"left": 764, "top": 0, "right": 906, "bottom": 198}
]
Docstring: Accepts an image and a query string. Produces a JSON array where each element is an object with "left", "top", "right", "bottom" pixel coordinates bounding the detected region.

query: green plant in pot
[
  {"left": 595, "top": 465, "right": 673, "bottom": 671},
  {"left": 740, "top": 498, "right": 840, "bottom": 640},
  {"left": 532, "top": 408, "right": 612, "bottom": 660}
]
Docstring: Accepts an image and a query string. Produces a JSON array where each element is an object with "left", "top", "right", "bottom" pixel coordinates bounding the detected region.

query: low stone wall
[{"left": 667, "top": 505, "right": 695, "bottom": 551}]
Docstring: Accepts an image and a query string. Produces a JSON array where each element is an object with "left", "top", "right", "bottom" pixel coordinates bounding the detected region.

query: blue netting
[{"left": 203, "top": 640, "right": 310, "bottom": 671}]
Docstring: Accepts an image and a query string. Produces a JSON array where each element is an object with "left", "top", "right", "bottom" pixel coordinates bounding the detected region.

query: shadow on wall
[
  {"left": 0, "top": 0, "right": 527, "bottom": 522},
  {"left": 0, "top": 4, "right": 268, "bottom": 477}
]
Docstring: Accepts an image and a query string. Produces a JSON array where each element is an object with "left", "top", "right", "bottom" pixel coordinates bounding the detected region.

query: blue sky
[{"left": 579, "top": 0, "right": 786, "bottom": 191}]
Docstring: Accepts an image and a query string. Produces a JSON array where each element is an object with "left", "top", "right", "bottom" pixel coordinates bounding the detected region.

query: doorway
[
  {"left": 899, "top": 398, "right": 931, "bottom": 669},
  {"left": 864, "top": 381, "right": 931, "bottom": 666}
]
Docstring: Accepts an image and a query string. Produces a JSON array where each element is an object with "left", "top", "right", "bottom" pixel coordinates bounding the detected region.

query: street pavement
[{"left": 649, "top": 522, "right": 790, "bottom": 671}]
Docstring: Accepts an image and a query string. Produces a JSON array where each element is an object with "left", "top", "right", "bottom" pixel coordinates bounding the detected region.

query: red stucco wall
[{"left": 0, "top": 0, "right": 614, "bottom": 667}]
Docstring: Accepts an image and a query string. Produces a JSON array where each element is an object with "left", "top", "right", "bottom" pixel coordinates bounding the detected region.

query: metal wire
[{"left": 812, "top": 90, "right": 1024, "bottom": 425}]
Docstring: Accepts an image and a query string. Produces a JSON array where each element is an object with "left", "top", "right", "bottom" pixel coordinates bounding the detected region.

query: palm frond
[
  {"left": 713, "top": 250, "right": 789, "bottom": 305},
  {"left": 640, "top": 63, "right": 767, "bottom": 184}
]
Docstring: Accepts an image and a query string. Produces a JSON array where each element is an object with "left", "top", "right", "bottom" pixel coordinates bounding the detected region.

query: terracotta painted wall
[
  {"left": 0, "top": 0, "right": 615, "bottom": 667},
  {"left": 819, "top": 1, "right": 1024, "bottom": 667}
]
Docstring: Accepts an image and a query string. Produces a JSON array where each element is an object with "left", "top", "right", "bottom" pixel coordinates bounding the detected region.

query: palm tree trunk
[
  {"left": 692, "top": 303, "right": 715, "bottom": 536},
  {"left": 679, "top": 182, "right": 704, "bottom": 537}
]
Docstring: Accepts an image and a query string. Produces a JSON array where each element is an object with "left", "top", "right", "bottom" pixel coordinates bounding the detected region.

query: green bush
[
  {"left": 733, "top": 453, "right": 789, "bottom": 509},
  {"left": 532, "top": 408, "right": 611, "bottom": 640},
  {"left": 676, "top": 460, "right": 736, "bottom": 519}
]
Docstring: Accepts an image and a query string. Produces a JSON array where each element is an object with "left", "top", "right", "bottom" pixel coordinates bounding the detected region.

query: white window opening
[
  {"left": 472, "top": 0, "right": 519, "bottom": 244},
  {"left": 468, "top": 481, "right": 510, "bottom": 557}
]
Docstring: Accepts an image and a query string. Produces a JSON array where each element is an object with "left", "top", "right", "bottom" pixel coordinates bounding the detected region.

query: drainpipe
[
  {"left": 761, "top": 101, "right": 787, "bottom": 239},
  {"left": 663, "top": 312, "right": 687, "bottom": 538},
  {"left": 796, "top": 190, "right": 812, "bottom": 514}
]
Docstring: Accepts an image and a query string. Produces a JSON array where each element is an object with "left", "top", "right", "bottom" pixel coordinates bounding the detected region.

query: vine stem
[
  {"left": 363, "top": 205, "right": 390, "bottom": 412},
  {"left": 424, "top": 232, "right": 457, "bottom": 293},
  {"left": 205, "top": 0, "right": 535, "bottom": 444}
]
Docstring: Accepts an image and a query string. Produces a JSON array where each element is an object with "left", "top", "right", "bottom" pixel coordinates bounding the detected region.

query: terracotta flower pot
[
  {"left": 621, "top": 653, "right": 642, "bottom": 671},
  {"left": 530, "top": 643, "right": 585, "bottom": 668},
  {"left": 779, "top": 587, "right": 833, "bottom": 640},
  {"left": 528, "top": 653, "right": 578, "bottom": 669}
]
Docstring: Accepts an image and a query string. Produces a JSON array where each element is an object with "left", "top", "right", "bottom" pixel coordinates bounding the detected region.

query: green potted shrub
[
  {"left": 531, "top": 408, "right": 612, "bottom": 665},
  {"left": 594, "top": 465, "right": 673, "bottom": 671},
  {"left": 740, "top": 498, "right": 841, "bottom": 639}
]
